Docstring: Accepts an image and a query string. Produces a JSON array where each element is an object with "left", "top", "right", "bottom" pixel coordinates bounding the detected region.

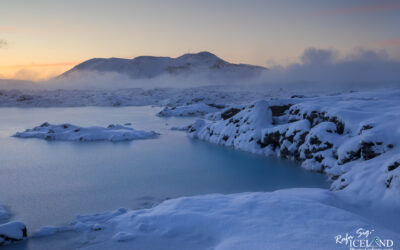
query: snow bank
[
  {"left": 31, "top": 189, "right": 400, "bottom": 249},
  {"left": 13, "top": 123, "right": 159, "bottom": 142},
  {"left": 0, "top": 221, "right": 27, "bottom": 246},
  {"left": 188, "top": 88, "right": 400, "bottom": 203}
]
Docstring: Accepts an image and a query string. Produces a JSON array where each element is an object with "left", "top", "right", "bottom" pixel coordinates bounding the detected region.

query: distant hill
[{"left": 58, "top": 51, "right": 267, "bottom": 79}]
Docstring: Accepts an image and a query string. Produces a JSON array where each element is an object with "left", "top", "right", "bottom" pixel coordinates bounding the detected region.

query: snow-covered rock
[
  {"left": 31, "top": 189, "right": 400, "bottom": 249},
  {"left": 13, "top": 123, "right": 159, "bottom": 142},
  {"left": 188, "top": 88, "right": 400, "bottom": 203},
  {"left": 158, "top": 103, "right": 225, "bottom": 117},
  {"left": 189, "top": 100, "right": 274, "bottom": 154},
  {"left": 0, "top": 221, "right": 27, "bottom": 246},
  {"left": 59, "top": 51, "right": 266, "bottom": 80}
]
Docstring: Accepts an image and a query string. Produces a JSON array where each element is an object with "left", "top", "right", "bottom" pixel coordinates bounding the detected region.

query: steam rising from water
[{"left": 1, "top": 47, "right": 399, "bottom": 92}]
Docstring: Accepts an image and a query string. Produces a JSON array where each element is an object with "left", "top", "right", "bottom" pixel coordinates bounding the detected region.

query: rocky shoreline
[{"left": 187, "top": 88, "right": 400, "bottom": 202}]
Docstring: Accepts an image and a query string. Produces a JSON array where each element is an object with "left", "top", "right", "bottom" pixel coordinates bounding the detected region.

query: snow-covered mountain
[{"left": 58, "top": 51, "right": 267, "bottom": 79}]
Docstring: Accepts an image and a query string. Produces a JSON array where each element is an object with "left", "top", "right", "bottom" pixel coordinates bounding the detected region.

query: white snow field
[
  {"left": 28, "top": 189, "right": 400, "bottom": 250},
  {"left": 0, "top": 87, "right": 268, "bottom": 107},
  {"left": 13, "top": 123, "right": 158, "bottom": 142}
]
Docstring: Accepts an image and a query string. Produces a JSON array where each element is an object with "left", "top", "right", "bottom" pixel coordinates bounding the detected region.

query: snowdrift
[{"left": 31, "top": 189, "right": 399, "bottom": 250}]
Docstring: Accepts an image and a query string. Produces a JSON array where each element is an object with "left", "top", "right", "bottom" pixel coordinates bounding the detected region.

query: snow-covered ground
[
  {"left": 0, "top": 87, "right": 267, "bottom": 107},
  {"left": 0, "top": 82, "right": 384, "bottom": 108},
  {"left": 27, "top": 189, "right": 400, "bottom": 250},
  {"left": 14, "top": 123, "right": 158, "bottom": 142}
]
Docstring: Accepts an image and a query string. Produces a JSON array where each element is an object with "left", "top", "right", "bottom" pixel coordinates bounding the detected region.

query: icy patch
[
  {"left": 112, "top": 232, "right": 136, "bottom": 242},
  {"left": 32, "top": 226, "right": 59, "bottom": 237},
  {"left": 31, "top": 189, "right": 400, "bottom": 250},
  {"left": 13, "top": 123, "right": 159, "bottom": 142}
]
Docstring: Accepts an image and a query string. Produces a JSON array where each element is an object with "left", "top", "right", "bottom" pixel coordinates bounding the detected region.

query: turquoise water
[{"left": 0, "top": 106, "right": 329, "bottom": 237}]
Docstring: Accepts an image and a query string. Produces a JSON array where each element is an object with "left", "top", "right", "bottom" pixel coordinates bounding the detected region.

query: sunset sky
[{"left": 1, "top": 0, "right": 399, "bottom": 81}]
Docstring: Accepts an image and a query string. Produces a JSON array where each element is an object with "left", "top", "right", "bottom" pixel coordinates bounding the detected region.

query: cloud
[
  {"left": 0, "top": 40, "right": 7, "bottom": 48},
  {"left": 373, "top": 38, "right": 400, "bottom": 47},
  {"left": 312, "top": 2, "right": 400, "bottom": 16},
  {"left": 11, "top": 69, "right": 45, "bottom": 81},
  {"left": 300, "top": 48, "right": 338, "bottom": 65},
  {"left": 255, "top": 47, "right": 400, "bottom": 92}
]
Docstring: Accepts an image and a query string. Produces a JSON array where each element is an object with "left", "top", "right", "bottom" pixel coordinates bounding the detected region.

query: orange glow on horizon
[
  {"left": 0, "top": 61, "right": 80, "bottom": 68},
  {"left": 0, "top": 62, "right": 80, "bottom": 81},
  {"left": 372, "top": 38, "right": 400, "bottom": 47}
]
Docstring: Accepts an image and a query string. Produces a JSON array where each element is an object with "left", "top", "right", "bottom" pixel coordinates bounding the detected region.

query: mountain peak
[{"left": 180, "top": 51, "right": 218, "bottom": 58}]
